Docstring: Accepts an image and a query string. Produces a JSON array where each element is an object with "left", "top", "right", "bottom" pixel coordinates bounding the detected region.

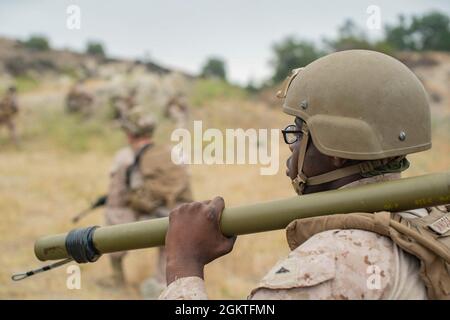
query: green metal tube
[{"left": 34, "top": 172, "right": 450, "bottom": 261}]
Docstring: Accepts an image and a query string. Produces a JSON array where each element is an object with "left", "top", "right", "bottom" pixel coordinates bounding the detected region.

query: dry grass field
[{"left": 0, "top": 79, "right": 449, "bottom": 299}]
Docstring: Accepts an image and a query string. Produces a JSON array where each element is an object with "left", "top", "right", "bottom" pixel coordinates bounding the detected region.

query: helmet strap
[
  {"left": 291, "top": 123, "right": 397, "bottom": 195},
  {"left": 291, "top": 125, "right": 310, "bottom": 195},
  {"left": 306, "top": 159, "right": 391, "bottom": 187}
]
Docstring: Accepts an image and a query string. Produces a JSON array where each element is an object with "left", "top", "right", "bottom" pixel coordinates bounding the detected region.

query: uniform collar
[{"left": 339, "top": 173, "right": 402, "bottom": 190}]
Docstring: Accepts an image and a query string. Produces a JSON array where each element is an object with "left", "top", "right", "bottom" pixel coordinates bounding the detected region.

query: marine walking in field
[
  {"left": 101, "top": 106, "right": 193, "bottom": 298},
  {"left": 159, "top": 50, "right": 450, "bottom": 300},
  {"left": 109, "top": 87, "right": 138, "bottom": 120},
  {"left": 0, "top": 86, "right": 19, "bottom": 145},
  {"left": 65, "top": 81, "right": 94, "bottom": 115},
  {"left": 164, "top": 92, "right": 189, "bottom": 129}
]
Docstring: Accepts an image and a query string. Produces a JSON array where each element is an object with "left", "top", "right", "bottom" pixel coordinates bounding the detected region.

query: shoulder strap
[{"left": 125, "top": 143, "right": 153, "bottom": 187}]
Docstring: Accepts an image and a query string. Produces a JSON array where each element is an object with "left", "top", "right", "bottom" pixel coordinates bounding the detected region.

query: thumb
[{"left": 219, "top": 235, "right": 237, "bottom": 256}]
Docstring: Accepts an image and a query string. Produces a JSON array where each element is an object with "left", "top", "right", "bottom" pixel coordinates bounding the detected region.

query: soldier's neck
[
  {"left": 131, "top": 138, "right": 152, "bottom": 153},
  {"left": 303, "top": 173, "right": 363, "bottom": 194}
]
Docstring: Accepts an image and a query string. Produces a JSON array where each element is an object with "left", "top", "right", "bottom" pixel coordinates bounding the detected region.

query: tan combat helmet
[
  {"left": 278, "top": 50, "right": 432, "bottom": 194},
  {"left": 120, "top": 106, "right": 156, "bottom": 137}
]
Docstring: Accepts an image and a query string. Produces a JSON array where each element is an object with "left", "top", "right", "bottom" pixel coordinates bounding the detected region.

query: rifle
[{"left": 71, "top": 195, "right": 108, "bottom": 224}]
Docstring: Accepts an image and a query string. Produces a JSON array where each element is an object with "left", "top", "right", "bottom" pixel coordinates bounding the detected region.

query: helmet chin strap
[
  {"left": 291, "top": 124, "right": 393, "bottom": 195},
  {"left": 291, "top": 125, "right": 310, "bottom": 195}
]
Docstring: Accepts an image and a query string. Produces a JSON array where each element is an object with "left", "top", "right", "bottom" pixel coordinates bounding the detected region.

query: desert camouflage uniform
[
  {"left": 164, "top": 94, "right": 189, "bottom": 128},
  {"left": 110, "top": 89, "right": 138, "bottom": 120},
  {"left": 0, "top": 88, "right": 19, "bottom": 144},
  {"left": 105, "top": 143, "right": 192, "bottom": 297},
  {"left": 105, "top": 146, "right": 136, "bottom": 259},
  {"left": 104, "top": 146, "right": 175, "bottom": 252},
  {"left": 65, "top": 83, "right": 94, "bottom": 114},
  {"left": 159, "top": 174, "right": 428, "bottom": 300}
]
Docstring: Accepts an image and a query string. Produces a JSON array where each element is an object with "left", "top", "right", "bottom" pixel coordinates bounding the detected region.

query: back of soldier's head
[{"left": 120, "top": 106, "right": 157, "bottom": 138}]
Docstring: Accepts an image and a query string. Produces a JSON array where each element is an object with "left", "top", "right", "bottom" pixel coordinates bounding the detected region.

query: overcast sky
[{"left": 0, "top": 0, "right": 449, "bottom": 84}]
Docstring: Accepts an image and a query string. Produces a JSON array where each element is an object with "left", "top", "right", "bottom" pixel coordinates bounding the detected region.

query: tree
[
  {"left": 201, "top": 57, "right": 227, "bottom": 80},
  {"left": 385, "top": 12, "right": 450, "bottom": 51},
  {"left": 385, "top": 15, "right": 417, "bottom": 51},
  {"left": 267, "top": 11, "right": 450, "bottom": 86},
  {"left": 326, "top": 19, "right": 372, "bottom": 51},
  {"left": 325, "top": 19, "right": 394, "bottom": 55},
  {"left": 270, "top": 37, "right": 323, "bottom": 83},
  {"left": 86, "top": 41, "right": 106, "bottom": 57},
  {"left": 23, "top": 35, "right": 50, "bottom": 51},
  {"left": 410, "top": 11, "right": 450, "bottom": 51}
]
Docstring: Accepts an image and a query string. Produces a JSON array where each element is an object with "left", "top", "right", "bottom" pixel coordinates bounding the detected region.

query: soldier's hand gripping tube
[{"left": 34, "top": 171, "right": 450, "bottom": 262}]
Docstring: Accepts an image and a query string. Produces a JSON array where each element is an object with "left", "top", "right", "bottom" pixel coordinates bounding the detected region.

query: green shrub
[
  {"left": 22, "top": 106, "right": 125, "bottom": 154},
  {"left": 14, "top": 75, "right": 38, "bottom": 92},
  {"left": 201, "top": 57, "right": 227, "bottom": 80},
  {"left": 23, "top": 35, "right": 50, "bottom": 51},
  {"left": 86, "top": 41, "right": 106, "bottom": 57},
  {"left": 191, "top": 79, "right": 248, "bottom": 106}
]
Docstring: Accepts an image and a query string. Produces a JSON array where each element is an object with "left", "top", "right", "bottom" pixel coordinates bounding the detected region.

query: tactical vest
[
  {"left": 286, "top": 206, "right": 450, "bottom": 299},
  {"left": 0, "top": 96, "right": 18, "bottom": 120},
  {"left": 126, "top": 144, "right": 192, "bottom": 214}
]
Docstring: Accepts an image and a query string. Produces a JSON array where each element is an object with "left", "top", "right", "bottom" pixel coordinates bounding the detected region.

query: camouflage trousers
[{"left": 0, "top": 117, "right": 18, "bottom": 145}]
